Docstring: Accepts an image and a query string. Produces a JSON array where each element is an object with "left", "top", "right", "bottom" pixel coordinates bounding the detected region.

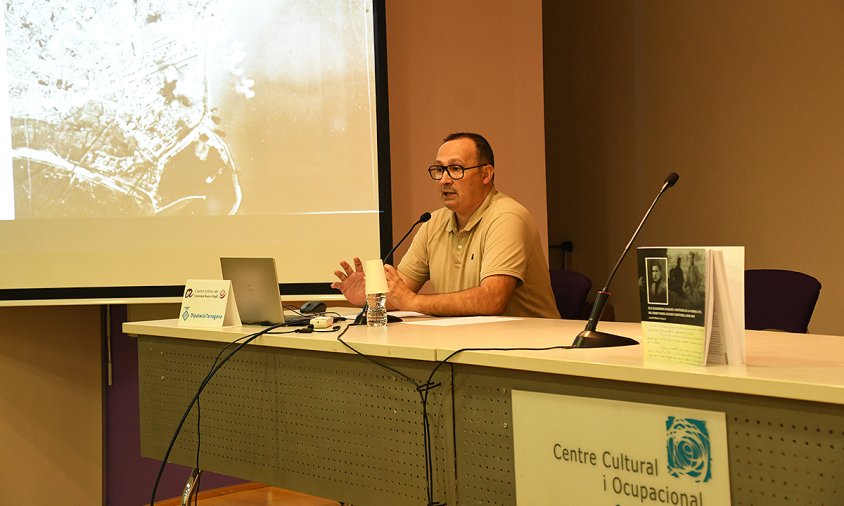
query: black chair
[
  {"left": 745, "top": 269, "right": 821, "bottom": 333},
  {"left": 549, "top": 270, "right": 592, "bottom": 319}
]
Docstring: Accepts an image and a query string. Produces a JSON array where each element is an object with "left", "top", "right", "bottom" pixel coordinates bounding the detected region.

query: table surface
[{"left": 124, "top": 314, "right": 844, "bottom": 406}]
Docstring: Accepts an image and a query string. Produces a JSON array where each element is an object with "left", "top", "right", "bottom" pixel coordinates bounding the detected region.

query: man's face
[
  {"left": 651, "top": 264, "right": 662, "bottom": 282},
  {"left": 434, "top": 138, "right": 492, "bottom": 218}
]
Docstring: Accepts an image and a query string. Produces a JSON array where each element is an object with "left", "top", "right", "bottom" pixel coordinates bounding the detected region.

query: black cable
[
  {"left": 334, "top": 335, "right": 436, "bottom": 503},
  {"left": 194, "top": 395, "right": 201, "bottom": 506},
  {"left": 424, "top": 344, "right": 572, "bottom": 390},
  {"left": 149, "top": 323, "right": 296, "bottom": 506},
  {"left": 337, "top": 334, "right": 420, "bottom": 387},
  {"left": 189, "top": 331, "right": 255, "bottom": 501},
  {"left": 155, "top": 323, "right": 573, "bottom": 506},
  {"left": 179, "top": 323, "right": 344, "bottom": 504},
  {"left": 281, "top": 305, "right": 349, "bottom": 322},
  {"left": 320, "top": 310, "right": 348, "bottom": 321},
  {"left": 417, "top": 343, "right": 572, "bottom": 504},
  {"left": 282, "top": 305, "right": 308, "bottom": 321},
  {"left": 337, "top": 332, "right": 574, "bottom": 506}
]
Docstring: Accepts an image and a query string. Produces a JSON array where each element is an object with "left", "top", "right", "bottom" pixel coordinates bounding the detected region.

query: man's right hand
[{"left": 330, "top": 257, "right": 366, "bottom": 306}]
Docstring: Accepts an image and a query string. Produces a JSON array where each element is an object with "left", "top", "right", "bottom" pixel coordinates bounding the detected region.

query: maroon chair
[
  {"left": 549, "top": 270, "right": 593, "bottom": 319},
  {"left": 745, "top": 269, "right": 821, "bottom": 333}
]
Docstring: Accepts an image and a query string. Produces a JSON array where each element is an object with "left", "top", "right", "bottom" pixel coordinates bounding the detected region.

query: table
[{"left": 124, "top": 316, "right": 844, "bottom": 505}]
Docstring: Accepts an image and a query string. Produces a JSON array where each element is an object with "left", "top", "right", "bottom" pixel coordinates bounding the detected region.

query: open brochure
[{"left": 637, "top": 247, "right": 745, "bottom": 366}]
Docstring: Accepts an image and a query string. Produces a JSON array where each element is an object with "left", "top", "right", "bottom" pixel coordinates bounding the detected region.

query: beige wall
[
  {"left": 0, "top": 2, "right": 549, "bottom": 502},
  {"left": 8, "top": 4, "right": 844, "bottom": 501},
  {"left": 545, "top": 0, "right": 844, "bottom": 335},
  {"left": 0, "top": 305, "right": 102, "bottom": 505},
  {"left": 386, "top": 0, "right": 549, "bottom": 263}
]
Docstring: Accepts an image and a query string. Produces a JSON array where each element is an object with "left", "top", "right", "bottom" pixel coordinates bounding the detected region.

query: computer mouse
[{"left": 300, "top": 300, "right": 327, "bottom": 314}]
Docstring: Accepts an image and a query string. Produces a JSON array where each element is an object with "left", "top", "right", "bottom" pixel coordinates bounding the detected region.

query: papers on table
[{"left": 402, "top": 316, "right": 522, "bottom": 326}]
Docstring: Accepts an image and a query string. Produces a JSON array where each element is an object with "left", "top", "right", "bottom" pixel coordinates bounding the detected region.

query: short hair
[{"left": 443, "top": 132, "right": 494, "bottom": 167}]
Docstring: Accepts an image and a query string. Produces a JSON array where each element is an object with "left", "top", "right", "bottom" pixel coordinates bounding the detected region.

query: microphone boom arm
[
  {"left": 573, "top": 173, "right": 678, "bottom": 348},
  {"left": 384, "top": 225, "right": 417, "bottom": 265},
  {"left": 353, "top": 212, "right": 431, "bottom": 325}
]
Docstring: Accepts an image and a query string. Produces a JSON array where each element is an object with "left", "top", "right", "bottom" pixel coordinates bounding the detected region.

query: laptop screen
[{"left": 220, "top": 257, "right": 285, "bottom": 325}]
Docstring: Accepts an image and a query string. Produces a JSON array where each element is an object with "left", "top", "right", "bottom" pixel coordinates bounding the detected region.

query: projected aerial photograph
[{"left": 5, "top": 0, "right": 377, "bottom": 219}]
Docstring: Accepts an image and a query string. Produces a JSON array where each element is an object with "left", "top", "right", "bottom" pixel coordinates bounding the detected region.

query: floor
[{"left": 155, "top": 482, "right": 341, "bottom": 506}]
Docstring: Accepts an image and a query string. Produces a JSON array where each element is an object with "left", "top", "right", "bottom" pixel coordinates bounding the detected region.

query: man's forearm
[{"left": 399, "top": 276, "right": 516, "bottom": 316}]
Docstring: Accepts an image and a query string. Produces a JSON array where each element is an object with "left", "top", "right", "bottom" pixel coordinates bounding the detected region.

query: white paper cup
[{"left": 364, "top": 259, "right": 389, "bottom": 294}]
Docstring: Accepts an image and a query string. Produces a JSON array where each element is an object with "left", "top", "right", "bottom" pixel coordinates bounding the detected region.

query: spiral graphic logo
[{"left": 666, "top": 417, "right": 712, "bottom": 483}]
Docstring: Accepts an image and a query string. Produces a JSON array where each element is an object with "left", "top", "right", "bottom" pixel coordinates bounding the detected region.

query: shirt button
[{"left": 457, "top": 245, "right": 463, "bottom": 249}]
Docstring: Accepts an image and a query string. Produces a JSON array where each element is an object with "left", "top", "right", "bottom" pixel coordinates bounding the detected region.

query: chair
[
  {"left": 745, "top": 269, "right": 821, "bottom": 333},
  {"left": 549, "top": 270, "right": 592, "bottom": 319}
]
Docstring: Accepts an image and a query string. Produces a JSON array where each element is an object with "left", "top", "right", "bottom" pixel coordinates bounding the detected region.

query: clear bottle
[{"left": 366, "top": 293, "right": 387, "bottom": 327}]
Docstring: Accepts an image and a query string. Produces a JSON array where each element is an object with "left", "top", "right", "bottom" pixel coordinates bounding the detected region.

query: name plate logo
[{"left": 178, "top": 279, "right": 241, "bottom": 327}]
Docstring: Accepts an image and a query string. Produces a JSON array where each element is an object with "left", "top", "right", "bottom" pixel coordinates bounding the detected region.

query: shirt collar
[{"left": 447, "top": 188, "right": 498, "bottom": 234}]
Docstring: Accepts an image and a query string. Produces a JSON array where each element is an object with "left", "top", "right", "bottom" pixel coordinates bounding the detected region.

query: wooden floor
[{"left": 155, "top": 482, "right": 341, "bottom": 506}]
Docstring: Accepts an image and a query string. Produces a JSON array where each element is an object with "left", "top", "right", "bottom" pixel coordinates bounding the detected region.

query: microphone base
[
  {"left": 352, "top": 310, "right": 367, "bottom": 326},
  {"left": 352, "top": 311, "right": 402, "bottom": 326},
  {"left": 572, "top": 330, "right": 639, "bottom": 348}
]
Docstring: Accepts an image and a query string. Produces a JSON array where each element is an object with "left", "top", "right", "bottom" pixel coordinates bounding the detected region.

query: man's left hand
[{"left": 384, "top": 264, "right": 416, "bottom": 311}]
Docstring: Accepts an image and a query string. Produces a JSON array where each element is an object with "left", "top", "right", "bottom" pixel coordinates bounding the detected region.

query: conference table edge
[{"left": 123, "top": 318, "right": 844, "bottom": 407}]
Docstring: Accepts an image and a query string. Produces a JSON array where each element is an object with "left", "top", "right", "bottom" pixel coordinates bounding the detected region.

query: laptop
[{"left": 220, "top": 257, "right": 285, "bottom": 325}]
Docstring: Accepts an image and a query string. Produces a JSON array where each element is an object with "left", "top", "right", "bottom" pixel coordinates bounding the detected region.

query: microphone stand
[
  {"left": 573, "top": 174, "right": 678, "bottom": 348},
  {"left": 352, "top": 213, "right": 431, "bottom": 326},
  {"left": 352, "top": 306, "right": 369, "bottom": 326}
]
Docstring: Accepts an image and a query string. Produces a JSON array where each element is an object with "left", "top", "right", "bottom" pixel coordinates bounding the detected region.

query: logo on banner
[
  {"left": 666, "top": 417, "right": 712, "bottom": 483},
  {"left": 182, "top": 307, "right": 191, "bottom": 321}
]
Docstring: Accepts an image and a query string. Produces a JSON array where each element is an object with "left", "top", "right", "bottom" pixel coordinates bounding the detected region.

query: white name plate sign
[
  {"left": 178, "top": 279, "right": 241, "bottom": 327},
  {"left": 512, "top": 391, "right": 730, "bottom": 505}
]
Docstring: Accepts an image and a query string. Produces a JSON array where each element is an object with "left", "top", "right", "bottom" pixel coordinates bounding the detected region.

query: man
[
  {"left": 668, "top": 256, "right": 685, "bottom": 297},
  {"left": 331, "top": 132, "right": 560, "bottom": 318},
  {"left": 684, "top": 251, "right": 703, "bottom": 305},
  {"left": 648, "top": 260, "right": 668, "bottom": 304}
]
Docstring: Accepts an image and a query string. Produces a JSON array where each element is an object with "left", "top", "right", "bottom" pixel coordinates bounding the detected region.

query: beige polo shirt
[{"left": 398, "top": 189, "right": 560, "bottom": 319}]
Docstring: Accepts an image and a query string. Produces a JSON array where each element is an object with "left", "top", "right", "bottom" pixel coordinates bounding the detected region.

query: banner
[{"left": 512, "top": 391, "right": 730, "bottom": 505}]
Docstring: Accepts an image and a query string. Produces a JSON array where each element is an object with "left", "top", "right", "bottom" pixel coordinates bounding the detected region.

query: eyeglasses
[{"left": 427, "top": 164, "right": 487, "bottom": 180}]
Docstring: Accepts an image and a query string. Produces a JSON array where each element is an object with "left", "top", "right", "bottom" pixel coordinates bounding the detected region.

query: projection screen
[{"left": 0, "top": 0, "right": 391, "bottom": 301}]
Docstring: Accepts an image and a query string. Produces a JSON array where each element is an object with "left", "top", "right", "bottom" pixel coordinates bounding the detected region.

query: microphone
[
  {"left": 572, "top": 172, "right": 680, "bottom": 348},
  {"left": 353, "top": 211, "right": 432, "bottom": 325},
  {"left": 384, "top": 212, "right": 431, "bottom": 265}
]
